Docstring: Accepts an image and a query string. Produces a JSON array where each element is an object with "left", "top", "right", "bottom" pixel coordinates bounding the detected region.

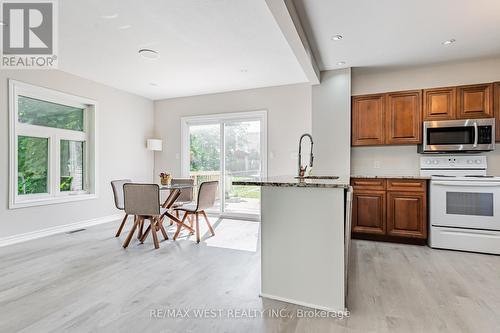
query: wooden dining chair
[
  {"left": 122, "top": 183, "right": 169, "bottom": 249},
  {"left": 111, "top": 179, "right": 132, "bottom": 237},
  {"left": 173, "top": 180, "right": 218, "bottom": 243},
  {"left": 169, "top": 178, "right": 195, "bottom": 224}
]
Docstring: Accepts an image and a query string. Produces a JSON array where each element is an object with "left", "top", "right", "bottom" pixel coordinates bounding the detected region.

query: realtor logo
[{"left": 1, "top": 0, "right": 58, "bottom": 68}]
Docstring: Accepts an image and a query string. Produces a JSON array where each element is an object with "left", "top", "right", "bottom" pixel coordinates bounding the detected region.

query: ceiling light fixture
[
  {"left": 442, "top": 38, "right": 456, "bottom": 46},
  {"left": 331, "top": 35, "right": 343, "bottom": 41},
  {"left": 101, "top": 13, "right": 119, "bottom": 19},
  {"left": 118, "top": 24, "right": 131, "bottom": 30},
  {"left": 138, "top": 49, "right": 160, "bottom": 59},
  {"left": 337, "top": 61, "right": 346, "bottom": 66}
]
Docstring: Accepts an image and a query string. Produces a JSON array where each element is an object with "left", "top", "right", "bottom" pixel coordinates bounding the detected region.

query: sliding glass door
[{"left": 182, "top": 111, "right": 267, "bottom": 218}]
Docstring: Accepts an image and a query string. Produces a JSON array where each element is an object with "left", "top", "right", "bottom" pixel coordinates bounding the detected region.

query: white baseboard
[
  {"left": 259, "top": 292, "right": 347, "bottom": 313},
  {"left": 0, "top": 213, "right": 123, "bottom": 248}
]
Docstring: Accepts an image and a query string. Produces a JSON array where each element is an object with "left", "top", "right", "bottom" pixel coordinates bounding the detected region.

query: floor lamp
[{"left": 147, "top": 139, "right": 163, "bottom": 182}]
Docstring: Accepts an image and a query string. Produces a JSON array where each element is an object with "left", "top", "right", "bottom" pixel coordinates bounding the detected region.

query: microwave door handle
[
  {"left": 433, "top": 181, "right": 500, "bottom": 187},
  {"left": 473, "top": 122, "right": 478, "bottom": 148}
]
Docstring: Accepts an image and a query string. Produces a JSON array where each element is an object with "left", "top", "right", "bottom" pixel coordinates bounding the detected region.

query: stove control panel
[{"left": 420, "top": 155, "right": 487, "bottom": 169}]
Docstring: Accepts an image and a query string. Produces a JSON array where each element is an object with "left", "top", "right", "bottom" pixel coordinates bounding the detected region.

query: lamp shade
[{"left": 146, "top": 139, "right": 163, "bottom": 151}]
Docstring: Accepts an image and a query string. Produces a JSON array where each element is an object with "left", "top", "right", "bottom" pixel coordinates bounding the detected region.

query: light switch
[{"left": 374, "top": 160, "right": 380, "bottom": 169}]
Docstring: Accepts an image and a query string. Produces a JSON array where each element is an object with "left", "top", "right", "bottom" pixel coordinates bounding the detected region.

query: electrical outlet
[{"left": 374, "top": 160, "right": 381, "bottom": 169}]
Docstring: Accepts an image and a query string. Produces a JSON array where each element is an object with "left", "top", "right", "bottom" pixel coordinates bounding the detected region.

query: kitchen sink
[{"left": 294, "top": 176, "right": 339, "bottom": 180}]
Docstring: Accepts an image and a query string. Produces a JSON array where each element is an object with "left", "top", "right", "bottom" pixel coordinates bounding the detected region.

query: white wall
[
  {"left": 154, "top": 84, "right": 312, "bottom": 177},
  {"left": 312, "top": 69, "right": 351, "bottom": 181},
  {"left": 0, "top": 70, "right": 154, "bottom": 239},
  {"left": 351, "top": 56, "right": 500, "bottom": 176}
]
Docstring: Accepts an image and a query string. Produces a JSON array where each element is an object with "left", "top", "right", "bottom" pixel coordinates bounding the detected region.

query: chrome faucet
[{"left": 298, "top": 133, "right": 314, "bottom": 177}]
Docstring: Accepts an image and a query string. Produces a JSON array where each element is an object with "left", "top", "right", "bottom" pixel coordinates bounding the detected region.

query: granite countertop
[
  {"left": 351, "top": 175, "right": 431, "bottom": 180},
  {"left": 232, "top": 176, "right": 350, "bottom": 189}
]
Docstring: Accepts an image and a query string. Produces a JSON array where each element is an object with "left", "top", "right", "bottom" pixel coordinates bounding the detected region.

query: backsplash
[{"left": 351, "top": 146, "right": 500, "bottom": 176}]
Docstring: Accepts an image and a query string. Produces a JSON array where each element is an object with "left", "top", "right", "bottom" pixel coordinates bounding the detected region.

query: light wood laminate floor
[{"left": 1, "top": 217, "right": 499, "bottom": 333}]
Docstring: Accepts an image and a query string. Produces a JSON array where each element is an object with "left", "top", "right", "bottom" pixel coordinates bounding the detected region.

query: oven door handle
[
  {"left": 433, "top": 181, "right": 500, "bottom": 187},
  {"left": 473, "top": 121, "right": 478, "bottom": 148}
]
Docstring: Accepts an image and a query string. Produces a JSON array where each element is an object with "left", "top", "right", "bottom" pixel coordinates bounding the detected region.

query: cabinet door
[
  {"left": 457, "top": 83, "right": 494, "bottom": 119},
  {"left": 423, "top": 87, "right": 456, "bottom": 121},
  {"left": 352, "top": 94, "right": 385, "bottom": 146},
  {"left": 494, "top": 82, "right": 500, "bottom": 142},
  {"left": 352, "top": 190, "right": 386, "bottom": 235},
  {"left": 386, "top": 90, "right": 422, "bottom": 144},
  {"left": 387, "top": 191, "right": 427, "bottom": 239}
]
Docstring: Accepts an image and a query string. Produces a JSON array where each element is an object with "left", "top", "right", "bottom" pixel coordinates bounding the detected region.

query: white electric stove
[{"left": 420, "top": 155, "right": 500, "bottom": 255}]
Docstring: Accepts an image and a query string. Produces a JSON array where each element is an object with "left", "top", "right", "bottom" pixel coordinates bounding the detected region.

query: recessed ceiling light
[
  {"left": 138, "top": 49, "right": 160, "bottom": 59},
  {"left": 442, "top": 39, "right": 456, "bottom": 46},
  {"left": 118, "top": 24, "right": 131, "bottom": 30},
  {"left": 337, "top": 61, "right": 346, "bottom": 66},
  {"left": 101, "top": 13, "right": 119, "bottom": 19},
  {"left": 331, "top": 35, "right": 343, "bottom": 41}
]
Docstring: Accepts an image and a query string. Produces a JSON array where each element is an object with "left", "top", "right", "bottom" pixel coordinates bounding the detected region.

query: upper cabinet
[
  {"left": 423, "top": 87, "right": 456, "bottom": 121},
  {"left": 352, "top": 94, "right": 385, "bottom": 146},
  {"left": 457, "top": 83, "right": 494, "bottom": 119},
  {"left": 494, "top": 82, "right": 500, "bottom": 142},
  {"left": 352, "top": 81, "right": 499, "bottom": 146},
  {"left": 386, "top": 90, "right": 422, "bottom": 144}
]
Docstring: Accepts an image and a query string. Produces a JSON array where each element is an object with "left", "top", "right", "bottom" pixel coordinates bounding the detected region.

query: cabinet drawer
[
  {"left": 351, "top": 178, "right": 386, "bottom": 190},
  {"left": 387, "top": 179, "right": 426, "bottom": 192}
]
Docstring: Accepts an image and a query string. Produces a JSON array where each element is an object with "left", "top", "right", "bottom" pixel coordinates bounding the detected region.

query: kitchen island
[{"left": 233, "top": 176, "right": 352, "bottom": 312}]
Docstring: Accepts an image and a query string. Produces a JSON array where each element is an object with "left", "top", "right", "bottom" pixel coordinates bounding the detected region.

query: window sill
[{"left": 9, "top": 193, "right": 98, "bottom": 209}]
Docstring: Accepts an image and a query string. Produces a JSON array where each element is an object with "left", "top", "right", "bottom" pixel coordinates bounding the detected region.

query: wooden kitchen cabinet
[
  {"left": 386, "top": 191, "right": 427, "bottom": 239},
  {"left": 386, "top": 90, "right": 422, "bottom": 144},
  {"left": 351, "top": 178, "right": 428, "bottom": 244},
  {"left": 457, "top": 83, "right": 494, "bottom": 119},
  {"left": 352, "top": 94, "right": 386, "bottom": 146},
  {"left": 494, "top": 82, "right": 500, "bottom": 142},
  {"left": 352, "top": 190, "right": 386, "bottom": 235},
  {"left": 423, "top": 87, "right": 456, "bottom": 121}
]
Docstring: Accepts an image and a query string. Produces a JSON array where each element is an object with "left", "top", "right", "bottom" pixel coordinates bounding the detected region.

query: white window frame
[
  {"left": 9, "top": 80, "right": 98, "bottom": 209},
  {"left": 180, "top": 110, "right": 268, "bottom": 219}
]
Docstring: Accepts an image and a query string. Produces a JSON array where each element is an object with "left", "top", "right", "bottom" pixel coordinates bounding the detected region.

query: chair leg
[
  {"left": 195, "top": 212, "right": 200, "bottom": 244},
  {"left": 159, "top": 220, "right": 169, "bottom": 241},
  {"left": 201, "top": 211, "right": 215, "bottom": 236},
  {"left": 173, "top": 212, "right": 189, "bottom": 240},
  {"left": 123, "top": 216, "right": 140, "bottom": 248},
  {"left": 137, "top": 218, "right": 144, "bottom": 239},
  {"left": 170, "top": 210, "right": 179, "bottom": 226},
  {"left": 188, "top": 214, "right": 194, "bottom": 234},
  {"left": 115, "top": 213, "right": 128, "bottom": 237},
  {"left": 140, "top": 224, "right": 151, "bottom": 243},
  {"left": 151, "top": 218, "right": 160, "bottom": 249}
]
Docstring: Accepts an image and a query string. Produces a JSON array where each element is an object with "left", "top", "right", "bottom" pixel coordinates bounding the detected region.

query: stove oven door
[{"left": 431, "top": 180, "right": 500, "bottom": 231}]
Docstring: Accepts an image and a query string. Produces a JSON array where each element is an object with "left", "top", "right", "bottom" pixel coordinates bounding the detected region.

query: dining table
[{"left": 133, "top": 183, "right": 196, "bottom": 245}]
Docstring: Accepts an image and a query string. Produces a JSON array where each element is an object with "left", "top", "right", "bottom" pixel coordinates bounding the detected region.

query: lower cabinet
[
  {"left": 351, "top": 178, "right": 428, "bottom": 244},
  {"left": 386, "top": 191, "right": 427, "bottom": 239},
  {"left": 352, "top": 191, "right": 386, "bottom": 235}
]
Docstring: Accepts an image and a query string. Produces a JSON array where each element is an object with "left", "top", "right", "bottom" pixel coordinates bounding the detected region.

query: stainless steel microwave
[{"left": 419, "top": 118, "right": 495, "bottom": 153}]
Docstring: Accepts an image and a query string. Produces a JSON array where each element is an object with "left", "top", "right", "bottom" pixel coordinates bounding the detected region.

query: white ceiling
[
  {"left": 293, "top": 0, "right": 500, "bottom": 70},
  {"left": 59, "top": 0, "right": 308, "bottom": 100}
]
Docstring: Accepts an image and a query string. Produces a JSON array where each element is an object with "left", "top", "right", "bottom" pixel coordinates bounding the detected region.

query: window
[{"left": 9, "top": 80, "right": 97, "bottom": 208}]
